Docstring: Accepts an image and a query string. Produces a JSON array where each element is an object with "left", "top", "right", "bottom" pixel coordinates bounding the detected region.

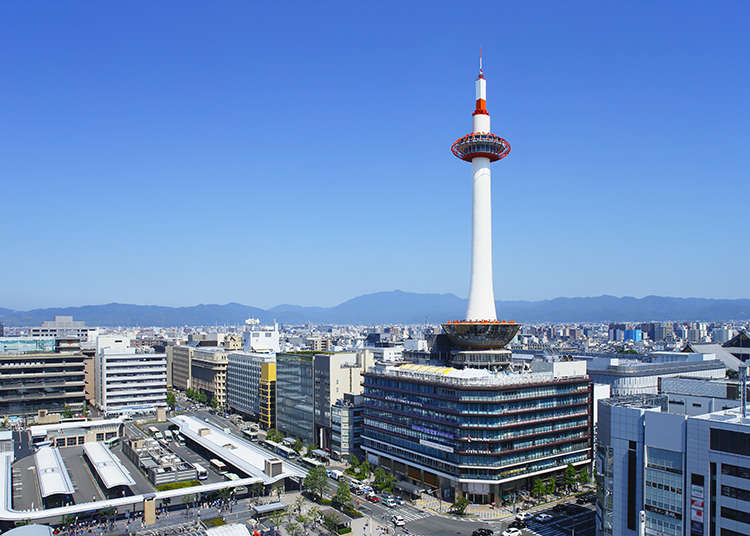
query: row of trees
[
  {"left": 532, "top": 463, "right": 589, "bottom": 498},
  {"left": 345, "top": 455, "right": 370, "bottom": 480},
  {"left": 61, "top": 401, "right": 89, "bottom": 419},
  {"left": 267, "top": 495, "right": 345, "bottom": 536},
  {"left": 184, "top": 388, "right": 220, "bottom": 409}
]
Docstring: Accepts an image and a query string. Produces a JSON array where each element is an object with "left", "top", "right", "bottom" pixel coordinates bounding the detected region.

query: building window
[
  {"left": 721, "top": 485, "right": 750, "bottom": 503},
  {"left": 722, "top": 463, "right": 750, "bottom": 480},
  {"left": 721, "top": 506, "right": 750, "bottom": 525},
  {"left": 710, "top": 428, "right": 750, "bottom": 456}
]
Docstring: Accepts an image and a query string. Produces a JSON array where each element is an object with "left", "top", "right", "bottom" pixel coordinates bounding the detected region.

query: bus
[
  {"left": 243, "top": 429, "right": 260, "bottom": 442},
  {"left": 300, "top": 457, "right": 325, "bottom": 469},
  {"left": 275, "top": 443, "right": 296, "bottom": 459},
  {"left": 163, "top": 430, "right": 173, "bottom": 440},
  {"left": 210, "top": 458, "right": 228, "bottom": 473},
  {"left": 148, "top": 426, "right": 159, "bottom": 436},
  {"left": 194, "top": 463, "right": 208, "bottom": 480}
]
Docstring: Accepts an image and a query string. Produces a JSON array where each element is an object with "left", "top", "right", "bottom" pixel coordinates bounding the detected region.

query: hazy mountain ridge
[{"left": 1, "top": 291, "right": 749, "bottom": 326}]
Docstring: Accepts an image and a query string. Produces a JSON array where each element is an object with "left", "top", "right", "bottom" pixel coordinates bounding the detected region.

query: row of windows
[
  {"left": 722, "top": 463, "right": 750, "bottom": 480},
  {"left": 721, "top": 484, "right": 750, "bottom": 502},
  {"left": 364, "top": 428, "right": 588, "bottom": 468},
  {"left": 721, "top": 506, "right": 750, "bottom": 525}
]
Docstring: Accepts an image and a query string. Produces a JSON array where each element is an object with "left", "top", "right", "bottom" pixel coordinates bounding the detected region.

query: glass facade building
[
  {"left": 362, "top": 363, "right": 593, "bottom": 504},
  {"left": 276, "top": 353, "right": 315, "bottom": 444}
]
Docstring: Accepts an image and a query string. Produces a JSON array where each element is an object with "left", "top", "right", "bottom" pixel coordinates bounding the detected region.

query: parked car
[
  {"left": 394, "top": 497, "right": 405, "bottom": 505},
  {"left": 535, "top": 513, "right": 553, "bottom": 522},
  {"left": 391, "top": 515, "right": 405, "bottom": 527},
  {"left": 502, "top": 528, "right": 522, "bottom": 536}
]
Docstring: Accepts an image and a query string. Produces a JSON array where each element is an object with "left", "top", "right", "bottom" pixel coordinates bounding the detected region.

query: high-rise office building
[
  {"left": 95, "top": 335, "right": 167, "bottom": 416},
  {"left": 191, "top": 347, "right": 228, "bottom": 407},
  {"left": 226, "top": 351, "right": 276, "bottom": 429},
  {"left": 276, "top": 351, "right": 371, "bottom": 447}
]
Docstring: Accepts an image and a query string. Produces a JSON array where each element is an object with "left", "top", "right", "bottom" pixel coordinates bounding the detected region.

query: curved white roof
[
  {"left": 34, "top": 447, "right": 75, "bottom": 498},
  {"left": 82, "top": 442, "right": 135, "bottom": 489},
  {"left": 169, "top": 415, "right": 306, "bottom": 482}
]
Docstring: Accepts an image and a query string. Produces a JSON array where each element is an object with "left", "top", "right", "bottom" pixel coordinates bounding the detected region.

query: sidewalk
[{"left": 414, "top": 489, "right": 592, "bottom": 522}]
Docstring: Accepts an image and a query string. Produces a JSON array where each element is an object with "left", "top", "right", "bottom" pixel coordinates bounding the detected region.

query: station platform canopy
[
  {"left": 169, "top": 415, "right": 306, "bottom": 484},
  {"left": 35, "top": 446, "right": 75, "bottom": 498},
  {"left": 82, "top": 442, "right": 136, "bottom": 489}
]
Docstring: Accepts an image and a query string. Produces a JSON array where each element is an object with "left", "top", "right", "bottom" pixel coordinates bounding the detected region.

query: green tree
[
  {"left": 564, "top": 462, "right": 578, "bottom": 490},
  {"left": 373, "top": 467, "right": 387, "bottom": 489},
  {"left": 62, "top": 405, "right": 73, "bottom": 419},
  {"left": 333, "top": 479, "right": 352, "bottom": 507},
  {"left": 210, "top": 397, "right": 219, "bottom": 410},
  {"left": 268, "top": 509, "right": 286, "bottom": 536},
  {"left": 348, "top": 454, "right": 360, "bottom": 469},
  {"left": 293, "top": 438, "right": 304, "bottom": 453},
  {"left": 323, "top": 512, "right": 341, "bottom": 532},
  {"left": 450, "top": 496, "right": 470, "bottom": 515},
  {"left": 198, "top": 391, "right": 207, "bottom": 404},
  {"left": 251, "top": 482, "right": 264, "bottom": 497},
  {"left": 532, "top": 478, "right": 545, "bottom": 498},
  {"left": 166, "top": 390, "right": 176, "bottom": 410},
  {"left": 545, "top": 478, "right": 556, "bottom": 496},
  {"left": 577, "top": 468, "right": 590, "bottom": 486},
  {"left": 285, "top": 521, "right": 304, "bottom": 536},
  {"left": 81, "top": 400, "right": 89, "bottom": 417},
  {"left": 373, "top": 467, "right": 396, "bottom": 492},
  {"left": 266, "top": 428, "right": 282, "bottom": 442},
  {"left": 303, "top": 465, "right": 328, "bottom": 501},
  {"left": 359, "top": 460, "right": 371, "bottom": 480}
]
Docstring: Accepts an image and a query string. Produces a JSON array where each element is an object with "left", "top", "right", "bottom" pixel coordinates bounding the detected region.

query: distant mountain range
[{"left": 1, "top": 292, "right": 749, "bottom": 327}]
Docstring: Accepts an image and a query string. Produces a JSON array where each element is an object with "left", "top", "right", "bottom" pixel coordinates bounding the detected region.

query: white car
[
  {"left": 391, "top": 515, "right": 405, "bottom": 527},
  {"left": 503, "top": 528, "right": 522, "bottom": 536},
  {"left": 516, "top": 512, "right": 532, "bottom": 521},
  {"left": 535, "top": 513, "right": 553, "bottom": 522}
]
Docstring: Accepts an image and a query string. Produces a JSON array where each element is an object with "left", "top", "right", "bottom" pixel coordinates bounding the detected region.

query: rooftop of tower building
[{"left": 368, "top": 361, "right": 587, "bottom": 386}]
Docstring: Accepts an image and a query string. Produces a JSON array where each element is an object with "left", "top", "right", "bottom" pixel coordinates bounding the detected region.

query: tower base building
[{"left": 362, "top": 361, "right": 593, "bottom": 503}]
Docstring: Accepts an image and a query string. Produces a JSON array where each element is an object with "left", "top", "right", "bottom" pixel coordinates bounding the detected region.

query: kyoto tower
[{"left": 442, "top": 53, "right": 520, "bottom": 358}]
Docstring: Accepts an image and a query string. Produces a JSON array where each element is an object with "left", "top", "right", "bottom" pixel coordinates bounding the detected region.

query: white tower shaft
[
  {"left": 465, "top": 73, "right": 497, "bottom": 321},
  {"left": 466, "top": 156, "right": 497, "bottom": 321}
]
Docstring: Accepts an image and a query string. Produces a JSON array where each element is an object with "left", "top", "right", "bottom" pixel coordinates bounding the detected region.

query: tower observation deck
[{"left": 442, "top": 54, "right": 519, "bottom": 355}]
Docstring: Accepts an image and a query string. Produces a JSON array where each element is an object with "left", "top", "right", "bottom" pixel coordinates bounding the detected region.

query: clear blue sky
[{"left": 1, "top": 2, "right": 748, "bottom": 310}]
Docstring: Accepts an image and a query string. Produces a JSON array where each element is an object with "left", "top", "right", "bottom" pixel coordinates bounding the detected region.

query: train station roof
[
  {"left": 82, "top": 442, "right": 136, "bottom": 489},
  {"left": 169, "top": 415, "right": 306, "bottom": 483},
  {"left": 35, "top": 446, "right": 75, "bottom": 498}
]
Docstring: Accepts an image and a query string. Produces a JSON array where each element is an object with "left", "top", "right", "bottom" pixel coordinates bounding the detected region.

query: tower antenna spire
[{"left": 479, "top": 46, "right": 483, "bottom": 74}]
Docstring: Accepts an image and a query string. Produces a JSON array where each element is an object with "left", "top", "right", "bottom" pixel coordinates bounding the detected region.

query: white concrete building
[
  {"left": 587, "top": 353, "right": 727, "bottom": 396},
  {"left": 244, "top": 323, "right": 280, "bottom": 353},
  {"left": 31, "top": 316, "right": 99, "bottom": 346},
  {"left": 596, "top": 395, "right": 750, "bottom": 536},
  {"left": 96, "top": 335, "right": 167, "bottom": 416}
]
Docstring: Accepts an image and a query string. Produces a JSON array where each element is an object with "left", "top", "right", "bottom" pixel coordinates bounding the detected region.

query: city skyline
[{"left": 2, "top": 2, "right": 749, "bottom": 310}]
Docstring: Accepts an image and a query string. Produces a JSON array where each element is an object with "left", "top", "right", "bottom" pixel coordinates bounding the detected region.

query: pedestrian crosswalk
[{"left": 396, "top": 505, "right": 431, "bottom": 522}]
